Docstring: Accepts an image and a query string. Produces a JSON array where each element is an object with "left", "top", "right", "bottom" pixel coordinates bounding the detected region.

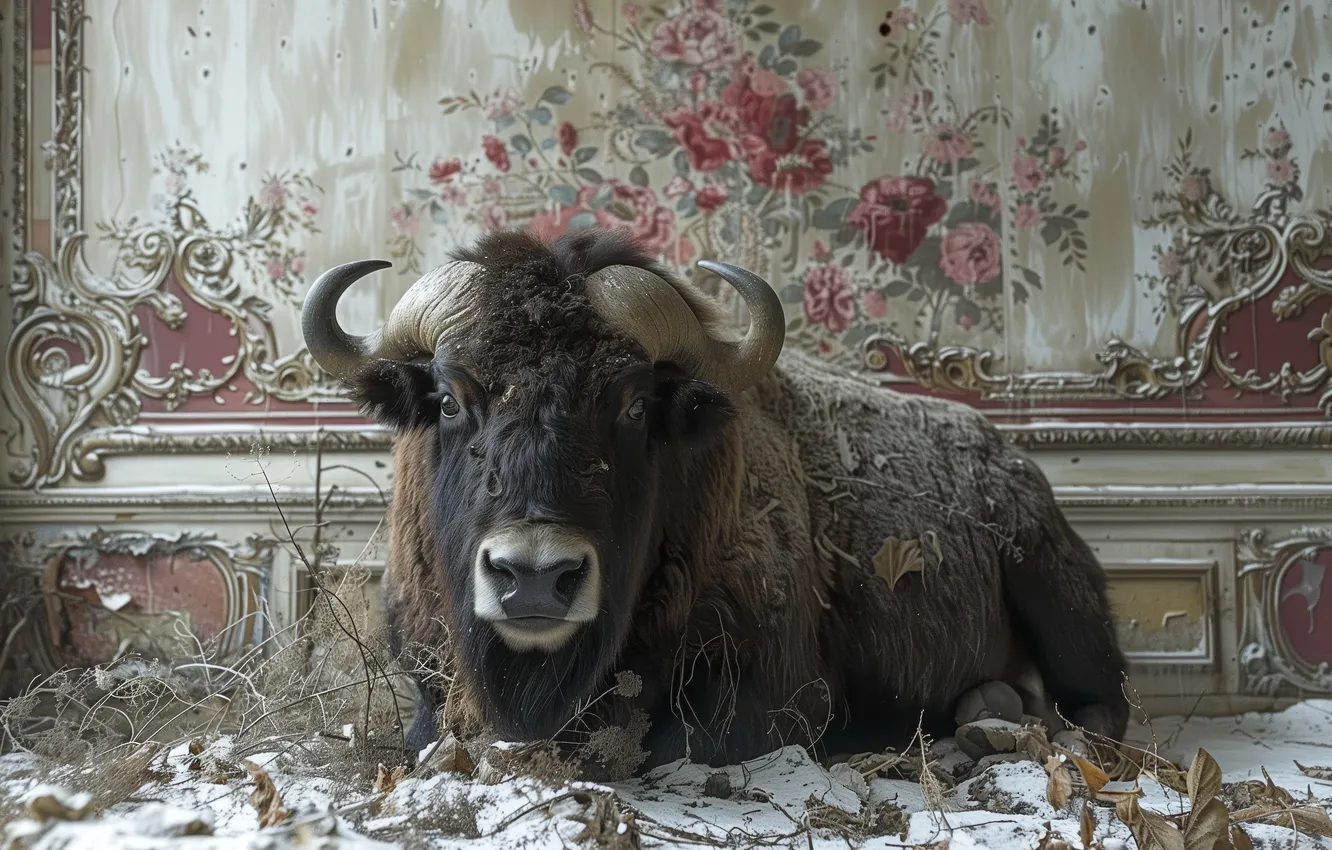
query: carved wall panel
[
  {"left": 1238, "top": 526, "right": 1332, "bottom": 696},
  {"left": 1102, "top": 558, "right": 1218, "bottom": 668}
]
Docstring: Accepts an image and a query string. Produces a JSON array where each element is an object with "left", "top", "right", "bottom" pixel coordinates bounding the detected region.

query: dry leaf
[
  {"left": 1017, "top": 724, "right": 1056, "bottom": 763},
  {"left": 187, "top": 738, "right": 205, "bottom": 771},
  {"left": 1229, "top": 824, "right": 1252, "bottom": 850},
  {"left": 243, "top": 760, "right": 291, "bottom": 828},
  {"left": 873, "top": 537, "right": 924, "bottom": 590},
  {"left": 1288, "top": 804, "right": 1332, "bottom": 838},
  {"left": 1080, "top": 802, "right": 1097, "bottom": 848},
  {"left": 1183, "top": 799, "right": 1231, "bottom": 850},
  {"left": 1296, "top": 761, "right": 1332, "bottom": 780},
  {"left": 423, "top": 733, "right": 476, "bottom": 776},
  {"left": 375, "top": 763, "right": 407, "bottom": 794},
  {"left": 1185, "top": 748, "right": 1224, "bottom": 834},
  {"left": 26, "top": 789, "right": 92, "bottom": 822},
  {"left": 1045, "top": 757, "right": 1073, "bottom": 810},
  {"left": 1062, "top": 749, "right": 1110, "bottom": 795},
  {"left": 1116, "top": 794, "right": 1186, "bottom": 850}
]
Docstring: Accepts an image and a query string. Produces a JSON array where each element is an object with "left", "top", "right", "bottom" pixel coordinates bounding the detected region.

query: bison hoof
[
  {"left": 954, "top": 718, "right": 1024, "bottom": 762},
  {"left": 953, "top": 680, "right": 1024, "bottom": 727}
]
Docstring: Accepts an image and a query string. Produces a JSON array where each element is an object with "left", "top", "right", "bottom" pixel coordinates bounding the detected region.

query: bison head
[{"left": 300, "top": 229, "right": 784, "bottom": 739}]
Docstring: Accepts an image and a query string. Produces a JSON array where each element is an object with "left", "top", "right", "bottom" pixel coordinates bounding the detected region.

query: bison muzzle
[{"left": 301, "top": 227, "right": 1130, "bottom": 775}]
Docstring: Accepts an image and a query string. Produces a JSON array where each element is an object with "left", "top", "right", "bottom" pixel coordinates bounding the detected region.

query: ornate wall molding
[
  {"left": 862, "top": 189, "right": 1332, "bottom": 409},
  {"left": 4, "top": 527, "right": 276, "bottom": 675},
  {"left": 1237, "top": 526, "right": 1332, "bottom": 696}
]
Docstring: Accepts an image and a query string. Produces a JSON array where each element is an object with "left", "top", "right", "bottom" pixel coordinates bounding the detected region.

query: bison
[{"left": 301, "top": 228, "right": 1129, "bottom": 774}]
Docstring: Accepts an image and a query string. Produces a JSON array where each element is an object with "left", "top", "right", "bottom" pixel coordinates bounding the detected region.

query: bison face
[
  {"left": 418, "top": 354, "right": 736, "bottom": 657},
  {"left": 299, "top": 229, "right": 784, "bottom": 737}
]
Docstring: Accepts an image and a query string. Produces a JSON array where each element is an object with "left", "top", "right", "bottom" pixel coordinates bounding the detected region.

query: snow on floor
[{"left": 3, "top": 700, "right": 1331, "bottom": 849}]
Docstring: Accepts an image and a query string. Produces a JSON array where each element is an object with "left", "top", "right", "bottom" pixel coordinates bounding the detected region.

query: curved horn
[
  {"left": 302, "top": 259, "right": 482, "bottom": 379},
  {"left": 583, "top": 259, "right": 785, "bottom": 394}
]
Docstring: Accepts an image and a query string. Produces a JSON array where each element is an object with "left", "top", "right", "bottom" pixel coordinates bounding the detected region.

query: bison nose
[{"left": 484, "top": 553, "right": 589, "bottom": 620}]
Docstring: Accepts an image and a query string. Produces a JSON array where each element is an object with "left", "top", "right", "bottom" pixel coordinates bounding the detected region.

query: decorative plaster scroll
[{"left": 1237, "top": 526, "right": 1332, "bottom": 696}]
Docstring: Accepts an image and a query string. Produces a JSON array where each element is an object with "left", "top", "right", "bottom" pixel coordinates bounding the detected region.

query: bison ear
[
  {"left": 345, "top": 360, "right": 437, "bottom": 431},
  {"left": 658, "top": 378, "right": 736, "bottom": 445}
]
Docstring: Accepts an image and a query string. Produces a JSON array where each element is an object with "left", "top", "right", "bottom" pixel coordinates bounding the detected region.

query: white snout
[{"left": 473, "top": 523, "right": 600, "bottom": 653}]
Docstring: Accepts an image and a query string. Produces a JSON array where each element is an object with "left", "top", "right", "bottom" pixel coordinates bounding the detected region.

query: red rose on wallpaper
[
  {"left": 558, "top": 122, "right": 579, "bottom": 156},
  {"left": 695, "top": 185, "right": 729, "bottom": 213},
  {"left": 429, "top": 157, "right": 463, "bottom": 184},
  {"left": 849, "top": 177, "right": 949, "bottom": 264},
  {"left": 803, "top": 265, "right": 855, "bottom": 333},
  {"left": 662, "top": 104, "right": 738, "bottom": 172},
  {"left": 940, "top": 222, "right": 1001, "bottom": 286},
  {"left": 650, "top": 9, "right": 740, "bottom": 71},
  {"left": 723, "top": 62, "right": 810, "bottom": 155},
  {"left": 747, "top": 138, "right": 833, "bottom": 194},
  {"left": 482, "top": 135, "right": 511, "bottom": 172}
]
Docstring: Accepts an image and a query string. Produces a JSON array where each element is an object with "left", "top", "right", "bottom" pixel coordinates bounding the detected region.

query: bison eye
[
  {"left": 627, "top": 398, "right": 646, "bottom": 421},
  {"left": 439, "top": 394, "right": 461, "bottom": 419}
]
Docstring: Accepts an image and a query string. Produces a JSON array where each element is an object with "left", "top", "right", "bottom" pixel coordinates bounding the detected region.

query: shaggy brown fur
[{"left": 355, "top": 228, "right": 1129, "bottom": 773}]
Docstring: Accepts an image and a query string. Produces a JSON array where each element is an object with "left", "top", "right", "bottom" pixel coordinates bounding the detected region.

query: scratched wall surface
[{"left": 36, "top": 0, "right": 1328, "bottom": 422}]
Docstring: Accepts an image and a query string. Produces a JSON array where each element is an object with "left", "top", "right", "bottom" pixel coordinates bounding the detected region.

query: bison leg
[
  {"left": 1002, "top": 505, "right": 1130, "bottom": 745},
  {"left": 404, "top": 680, "right": 440, "bottom": 761}
]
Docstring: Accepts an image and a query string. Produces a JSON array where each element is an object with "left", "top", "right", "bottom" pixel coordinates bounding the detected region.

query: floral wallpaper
[{"left": 24, "top": 0, "right": 1332, "bottom": 411}]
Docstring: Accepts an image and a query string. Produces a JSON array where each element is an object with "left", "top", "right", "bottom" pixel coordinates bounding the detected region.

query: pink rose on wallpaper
[
  {"left": 390, "top": 204, "right": 418, "bottom": 235},
  {"left": 795, "top": 68, "right": 837, "bottom": 112},
  {"left": 290, "top": 256, "right": 305, "bottom": 276},
  {"left": 665, "top": 175, "right": 696, "bottom": 198},
  {"left": 1074, "top": 140, "right": 1087, "bottom": 152},
  {"left": 534, "top": 182, "right": 690, "bottom": 261},
  {"left": 695, "top": 185, "right": 729, "bottom": 213},
  {"left": 622, "top": 3, "right": 642, "bottom": 27},
  {"left": 558, "top": 122, "right": 579, "bottom": 156},
  {"left": 1265, "top": 127, "right": 1291, "bottom": 153},
  {"left": 1014, "top": 203, "right": 1040, "bottom": 230},
  {"left": 482, "top": 135, "right": 511, "bottom": 172},
  {"left": 574, "top": 0, "right": 593, "bottom": 33},
  {"left": 482, "top": 87, "right": 522, "bottom": 120},
  {"left": 923, "top": 124, "right": 973, "bottom": 164},
  {"left": 482, "top": 205, "right": 509, "bottom": 231},
  {"left": 302, "top": 200, "right": 320, "bottom": 217},
  {"left": 969, "top": 180, "right": 1001, "bottom": 214},
  {"left": 948, "top": 0, "right": 992, "bottom": 25},
  {"left": 687, "top": 72, "right": 709, "bottom": 94},
  {"left": 940, "top": 222, "right": 1001, "bottom": 286},
  {"left": 483, "top": 177, "right": 502, "bottom": 194},
  {"left": 1266, "top": 158, "right": 1295, "bottom": 185},
  {"left": 439, "top": 184, "right": 468, "bottom": 206},
  {"left": 650, "top": 10, "right": 740, "bottom": 71},
  {"left": 1047, "top": 146, "right": 1065, "bottom": 167},
  {"left": 750, "top": 68, "right": 788, "bottom": 97},
  {"left": 803, "top": 265, "right": 855, "bottom": 333},
  {"left": 266, "top": 258, "right": 286, "bottom": 280},
  {"left": 889, "top": 8, "right": 920, "bottom": 27},
  {"left": 663, "top": 104, "right": 738, "bottom": 172},
  {"left": 1012, "top": 155, "right": 1043, "bottom": 191},
  {"left": 812, "top": 240, "right": 831, "bottom": 261},
  {"left": 958, "top": 313, "right": 976, "bottom": 330},
  {"left": 863, "top": 289, "right": 889, "bottom": 319},
  {"left": 1180, "top": 171, "right": 1207, "bottom": 201},
  {"left": 1157, "top": 251, "right": 1181, "bottom": 277},
  {"left": 429, "top": 157, "right": 463, "bottom": 183},
  {"left": 849, "top": 176, "right": 949, "bottom": 264},
  {"left": 747, "top": 138, "right": 833, "bottom": 194},
  {"left": 885, "top": 86, "right": 932, "bottom": 133},
  {"left": 695, "top": 0, "right": 724, "bottom": 11},
  {"left": 258, "top": 179, "right": 288, "bottom": 210}
]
